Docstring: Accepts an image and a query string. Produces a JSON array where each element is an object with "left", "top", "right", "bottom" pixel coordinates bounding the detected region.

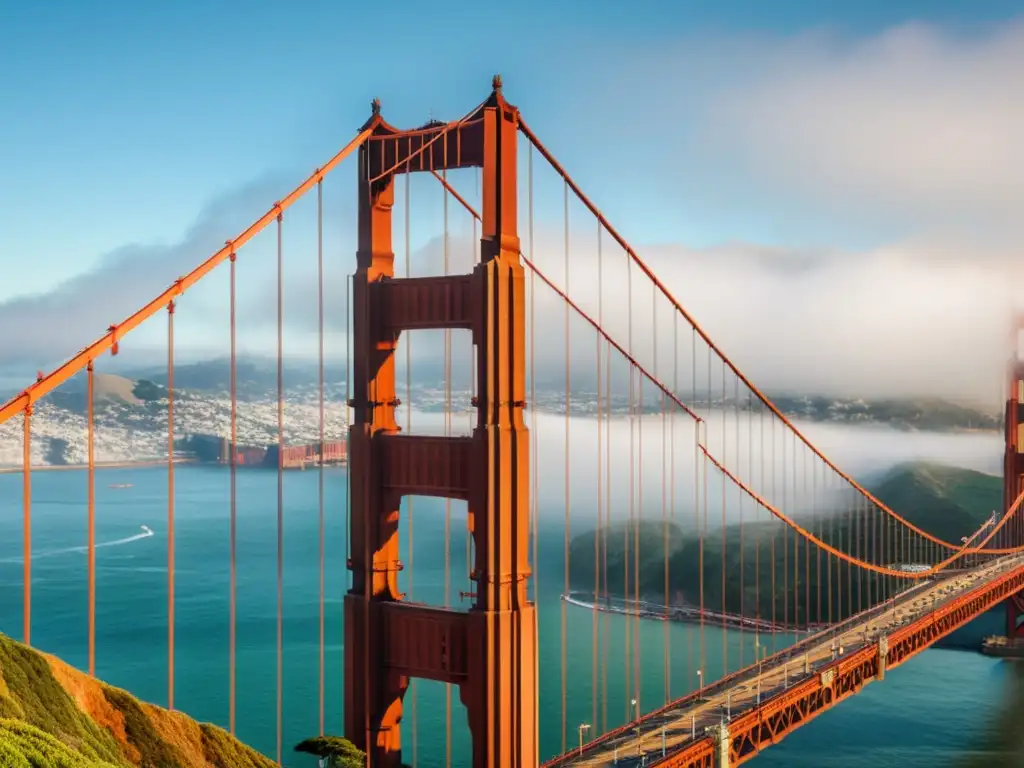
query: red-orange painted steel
[
  {"left": 316, "top": 179, "right": 326, "bottom": 739},
  {"left": 1002, "top": 330, "right": 1024, "bottom": 636},
  {"left": 0, "top": 129, "right": 373, "bottom": 429},
  {"left": 229, "top": 253, "right": 238, "bottom": 735},
  {"left": 22, "top": 407, "right": 31, "bottom": 646},
  {"left": 344, "top": 79, "right": 537, "bottom": 768},
  {"left": 166, "top": 302, "right": 176, "bottom": 710},
  {"left": 517, "top": 117, "right": 965, "bottom": 554},
  {"left": 87, "top": 362, "right": 96, "bottom": 676},
  {"left": 654, "top": 562, "right": 1024, "bottom": 767}
]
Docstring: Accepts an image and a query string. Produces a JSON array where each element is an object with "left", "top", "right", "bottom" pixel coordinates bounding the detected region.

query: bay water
[{"left": 0, "top": 464, "right": 1020, "bottom": 767}]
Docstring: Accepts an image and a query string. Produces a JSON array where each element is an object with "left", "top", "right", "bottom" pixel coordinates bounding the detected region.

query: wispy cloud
[
  {"left": 0, "top": 174, "right": 288, "bottom": 374},
  {"left": 4, "top": 18, "right": 1021, "bottom": 411}
]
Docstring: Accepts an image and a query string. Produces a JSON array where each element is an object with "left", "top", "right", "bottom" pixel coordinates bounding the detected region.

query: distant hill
[
  {"left": 0, "top": 632, "right": 273, "bottom": 767},
  {"left": 569, "top": 461, "right": 1001, "bottom": 625},
  {"left": 0, "top": 354, "right": 1004, "bottom": 468},
  {"left": 870, "top": 461, "right": 1001, "bottom": 542},
  {"left": 47, "top": 373, "right": 144, "bottom": 413},
  {"left": 769, "top": 394, "right": 1000, "bottom": 432}
]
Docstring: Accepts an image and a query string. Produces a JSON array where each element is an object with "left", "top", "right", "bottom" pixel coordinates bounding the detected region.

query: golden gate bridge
[{"left": 2, "top": 78, "right": 1024, "bottom": 767}]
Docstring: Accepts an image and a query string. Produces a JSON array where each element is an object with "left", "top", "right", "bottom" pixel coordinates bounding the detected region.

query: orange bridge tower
[
  {"left": 343, "top": 78, "right": 538, "bottom": 767},
  {"left": 1004, "top": 318, "right": 1024, "bottom": 638}
]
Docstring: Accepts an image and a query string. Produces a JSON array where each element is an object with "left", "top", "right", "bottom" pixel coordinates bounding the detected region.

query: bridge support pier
[
  {"left": 1007, "top": 593, "right": 1024, "bottom": 638},
  {"left": 876, "top": 636, "right": 888, "bottom": 681},
  {"left": 708, "top": 723, "right": 730, "bottom": 768}
]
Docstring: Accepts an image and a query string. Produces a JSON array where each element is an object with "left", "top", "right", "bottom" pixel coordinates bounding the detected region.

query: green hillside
[
  {"left": 869, "top": 461, "right": 1000, "bottom": 541},
  {"left": 569, "top": 461, "right": 1001, "bottom": 626},
  {"left": 0, "top": 633, "right": 275, "bottom": 768}
]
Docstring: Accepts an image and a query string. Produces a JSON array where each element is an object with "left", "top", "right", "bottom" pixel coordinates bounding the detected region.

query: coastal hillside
[
  {"left": 568, "top": 461, "right": 1000, "bottom": 625},
  {"left": 870, "top": 461, "right": 1001, "bottom": 541},
  {"left": 0, "top": 632, "right": 274, "bottom": 768}
]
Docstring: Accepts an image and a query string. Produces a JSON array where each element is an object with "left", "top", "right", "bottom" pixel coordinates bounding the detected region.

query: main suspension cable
[
  {"left": 516, "top": 117, "right": 968, "bottom": 553},
  {"left": 0, "top": 130, "right": 372, "bottom": 429}
]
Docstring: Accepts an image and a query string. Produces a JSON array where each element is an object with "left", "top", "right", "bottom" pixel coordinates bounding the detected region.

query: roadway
[{"left": 557, "top": 553, "right": 1024, "bottom": 766}]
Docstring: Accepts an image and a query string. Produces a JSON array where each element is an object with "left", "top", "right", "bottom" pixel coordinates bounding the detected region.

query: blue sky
[{"left": 1, "top": 0, "right": 1022, "bottom": 401}]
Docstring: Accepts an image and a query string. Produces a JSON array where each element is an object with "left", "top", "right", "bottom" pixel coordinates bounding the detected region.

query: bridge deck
[{"left": 559, "top": 555, "right": 1024, "bottom": 767}]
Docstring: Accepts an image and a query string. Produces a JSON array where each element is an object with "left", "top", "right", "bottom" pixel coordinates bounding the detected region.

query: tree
[{"left": 294, "top": 736, "right": 365, "bottom": 767}]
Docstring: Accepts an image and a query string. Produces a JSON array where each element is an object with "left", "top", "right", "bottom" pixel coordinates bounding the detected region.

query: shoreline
[
  {"left": 562, "top": 591, "right": 808, "bottom": 634},
  {"left": 0, "top": 459, "right": 197, "bottom": 474},
  {"left": 0, "top": 458, "right": 346, "bottom": 475}
]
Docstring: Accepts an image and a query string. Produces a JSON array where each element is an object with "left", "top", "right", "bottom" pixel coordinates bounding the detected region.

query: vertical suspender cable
[
  {"left": 598, "top": 335, "right": 606, "bottom": 733},
  {"left": 660, "top": 290, "right": 669, "bottom": 705},
  {"left": 691, "top": 329, "right": 698, "bottom": 686},
  {"left": 630, "top": 374, "right": 638, "bottom": 716},
  {"left": 276, "top": 212, "right": 284, "bottom": 766},
  {"left": 827, "top": 470, "right": 833, "bottom": 623},
  {"left": 624, "top": 361, "right": 632, "bottom": 724},
  {"left": 442, "top": 160, "right": 453, "bottom": 768},
  {"left": 669, "top": 311, "right": 678, "bottom": 701},
  {"left": 467, "top": 174, "right": 476, "bottom": 587},
  {"left": 592, "top": 224, "right": 601, "bottom": 734},
  {"left": 87, "top": 362, "right": 96, "bottom": 675},
  {"left": 528, "top": 146, "right": 541, "bottom": 752},
  {"left": 626, "top": 258, "right": 635, "bottom": 717},
  {"left": 721, "top": 360, "right": 727, "bottom": 671},
  {"left": 317, "top": 180, "right": 326, "bottom": 737},
  {"left": 636, "top": 375, "right": 643, "bottom": 712},
  {"left": 804, "top": 451, "right": 810, "bottom": 626},
  {"left": 815, "top": 465, "right": 821, "bottom": 625},
  {"left": 23, "top": 406, "right": 31, "bottom": 646},
  {"left": 167, "top": 301, "right": 176, "bottom": 709},
  {"left": 770, "top": 416, "right": 776, "bottom": 653},
  {"left": 703, "top": 346, "right": 710, "bottom": 673},
  {"left": 229, "top": 250, "right": 238, "bottom": 734},
  {"left": 755, "top": 393, "right": 762, "bottom": 659},
  {"left": 528, "top": 146, "right": 538, "bottom": 602},
  {"left": 404, "top": 167, "right": 417, "bottom": 767},
  {"left": 736, "top": 375, "right": 743, "bottom": 663},
  {"left": 783, "top": 422, "right": 789, "bottom": 629},
  {"left": 561, "top": 177, "right": 570, "bottom": 755},
  {"left": 629, "top": 252, "right": 639, "bottom": 716}
]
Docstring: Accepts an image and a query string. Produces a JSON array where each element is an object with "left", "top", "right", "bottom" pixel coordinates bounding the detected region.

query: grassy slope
[
  {"left": 0, "top": 633, "right": 275, "bottom": 768},
  {"left": 569, "top": 461, "right": 1001, "bottom": 624}
]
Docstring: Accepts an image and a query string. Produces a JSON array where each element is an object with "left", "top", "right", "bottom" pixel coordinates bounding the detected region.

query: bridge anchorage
[{"left": 344, "top": 77, "right": 537, "bottom": 768}]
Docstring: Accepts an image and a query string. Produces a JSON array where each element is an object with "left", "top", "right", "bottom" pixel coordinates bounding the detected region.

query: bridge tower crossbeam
[{"left": 343, "top": 78, "right": 538, "bottom": 768}]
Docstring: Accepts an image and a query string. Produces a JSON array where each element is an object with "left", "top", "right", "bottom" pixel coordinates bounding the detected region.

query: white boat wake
[{"left": 0, "top": 525, "right": 155, "bottom": 563}]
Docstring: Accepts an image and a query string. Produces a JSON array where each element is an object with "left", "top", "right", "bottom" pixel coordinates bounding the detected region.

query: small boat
[
  {"left": 981, "top": 635, "right": 1024, "bottom": 659},
  {"left": 140, "top": 525, "right": 153, "bottom": 536},
  {"left": 109, "top": 483, "right": 133, "bottom": 489}
]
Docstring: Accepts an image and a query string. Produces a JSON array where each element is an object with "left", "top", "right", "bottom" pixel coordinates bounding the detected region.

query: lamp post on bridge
[
  {"left": 577, "top": 723, "right": 590, "bottom": 756},
  {"left": 631, "top": 698, "right": 641, "bottom": 757}
]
